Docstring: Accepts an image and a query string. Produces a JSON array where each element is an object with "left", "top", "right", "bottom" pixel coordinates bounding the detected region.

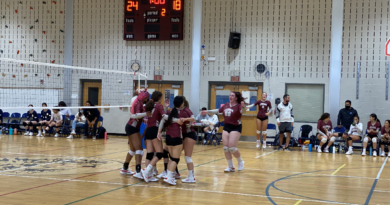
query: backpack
[{"left": 96, "top": 127, "right": 106, "bottom": 139}]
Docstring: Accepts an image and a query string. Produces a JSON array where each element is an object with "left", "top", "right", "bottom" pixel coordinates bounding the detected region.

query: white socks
[
  {"left": 363, "top": 149, "right": 366, "bottom": 152},
  {"left": 257, "top": 140, "right": 260, "bottom": 143},
  {"left": 227, "top": 159, "right": 234, "bottom": 167},
  {"left": 188, "top": 170, "right": 194, "bottom": 177},
  {"left": 167, "top": 171, "right": 174, "bottom": 179},
  {"left": 236, "top": 156, "right": 243, "bottom": 163},
  {"left": 349, "top": 146, "right": 353, "bottom": 150},
  {"left": 325, "top": 146, "right": 329, "bottom": 149}
]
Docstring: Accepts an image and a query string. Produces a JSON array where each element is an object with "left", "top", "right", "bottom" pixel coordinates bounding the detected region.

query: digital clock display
[{"left": 124, "top": 0, "right": 184, "bottom": 41}]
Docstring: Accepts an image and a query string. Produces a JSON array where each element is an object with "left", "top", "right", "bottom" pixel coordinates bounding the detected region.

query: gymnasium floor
[{"left": 0, "top": 135, "right": 388, "bottom": 205}]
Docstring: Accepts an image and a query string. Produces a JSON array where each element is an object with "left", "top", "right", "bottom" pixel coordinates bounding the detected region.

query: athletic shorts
[
  {"left": 166, "top": 135, "right": 183, "bottom": 146},
  {"left": 145, "top": 126, "right": 158, "bottom": 140},
  {"left": 279, "top": 122, "right": 292, "bottom": 134},
  {"left": 125, "top": 124, "right": 140, "bottom": 136},
  {"left": 257, "top": 116, "right": 268, "bottom": 121},
  {"left": 367, "top": 135, "right": 378, "bottom": 139},
  {"left": 223, "top": 124, "right": 242, "bottom": 133},
  {"left": 183, "top": 132, "right": 197, "bottom": 141}
]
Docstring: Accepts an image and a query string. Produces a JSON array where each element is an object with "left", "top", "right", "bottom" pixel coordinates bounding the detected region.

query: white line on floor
[{"left": 254, "top": 150, "right": 279, "bottom": 158}]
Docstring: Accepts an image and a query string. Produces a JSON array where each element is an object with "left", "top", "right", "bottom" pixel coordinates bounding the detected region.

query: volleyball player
[
  {"left": 316, "top": 113, "right": 339, "bottom": 153},
  {"left": 45, "top": 107, "right": 62, "bottom": 137},
  {"left": 246, "top": 92, "right": 272, "bottom": 148},
  {"left": 208, "top": 92, "right": 246, "bottom": 172},
  {"left": 23, "top": 105, "right": 38, "bottom": 136},
  {"left": 380, "top": 120, "right": 390, "bottom": 157},
  {"left": 158, "top": 96, "right": 185, "bottom": 185},
  {"left": 37, "top": 103, "right": 51, "bottom": 137},
  {"left": 362, "top": 114, "right": 381, "bottom": 156},
  {"left": 180, "top": 98, "right": 196, "bottom": 183},
  {"left": 343, "top": 116, "right": 363, "bottom": 155},
  {"left": 122, "top": 90, "right": 149, "bottom": 179}
]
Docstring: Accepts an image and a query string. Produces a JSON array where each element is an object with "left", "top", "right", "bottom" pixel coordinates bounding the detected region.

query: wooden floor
[{"left": 0, "top": 135, "right": 389, "bottom": 205}]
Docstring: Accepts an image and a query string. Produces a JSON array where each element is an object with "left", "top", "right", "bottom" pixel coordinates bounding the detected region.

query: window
[{"left": 285, "top": 84, "right": 324, "bottom": 123}]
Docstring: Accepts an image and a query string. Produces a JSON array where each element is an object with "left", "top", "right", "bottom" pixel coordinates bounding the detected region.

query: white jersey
[
  {"left": 348, "top": 123, "right": 363, "bottom": 136},
  {"left": 276, "top": 102, "right": 294, "bottom": 123}
]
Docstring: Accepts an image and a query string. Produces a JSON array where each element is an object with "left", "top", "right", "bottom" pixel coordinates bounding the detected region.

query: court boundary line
[
  {"left": 254, "top": 150, "right": 279, "bottom": 158},
  {"left": 364, "top": 156, "right": 388, "bottom": 205}
]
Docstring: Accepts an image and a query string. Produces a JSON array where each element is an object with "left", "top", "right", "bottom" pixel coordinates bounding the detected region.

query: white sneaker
[
  {"left": 263, "top": 141, "right": 267, "bottom": 149},
  {"left": 157, "top": 170, "right": 167, "bottom": 179},
  {"left": 54, "top": 133, "right": 59, "bottom": 138},
  {"left": 93, "top": 136, "right": 96, "bottom": 140},
  {"left": 381, "top": 151, "right": 385, "bottom": 157},
  {"left": 120, "top": 168, "right": 134, "bottom": 175},
  {"left": 182, "top": 176, "right": 196, "bottom": 183},
  {"left": 67, "top": 135, "right": 73, "bottom": 139},
  {"left": 317, "top": 147, "right": 322, "bottom": 153},
  {"left": 373, "top": 151, "right": 377, "bottom": 157},
  {"left": 388, "top": 152, "right": 390, "bottom": 157},
  {"left": 174, "top": 172, "right": 181, "bottom": 179},
  {"left": 133, "top": 172, "right": 143, "bottom": 179},
  {"left": 153, "top": 167, "right": 159, "bottom": 176},
  {"left": 24, "top": 132, "right": 29, "bottom": 136},
  {"left": 256, "top": 141, "right": 260, "bottom": 148},
  {"left": 238, "top": 161, "right": 245, "bottom": 171},
  {"left": 37, "top": 132, "right": 42, "bottom": 137},
  {"left": 346, "top": 150, "right": 353, "bottom": 155},
  {"left": 323, "top": 147, "right": 329, "bottom": 153},
  {"left": 29, "top": 132, "right": 33, "bottom": 136},
  {"left": 361, "top": 151, "right": 366, "bottom": 156},
  {"left": 141, "top": 169, "right": 150, "bottom": 183},
  {"left": 224, "top": 167, "right": 235, "bottom": 172},
  {"left": 164, "top": 177, "right": 176, "bottom": 185},
  {"left": 148, "top": 176, "right": 159, "bottom": 182},
  {"left": 43, "top": 130, "right": 46, "bottom": 134},
  {"left": 71, "top": 130, "right": 76, "bottom": 135}
]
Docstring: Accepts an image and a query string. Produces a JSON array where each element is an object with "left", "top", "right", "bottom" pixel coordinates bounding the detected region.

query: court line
[
  {"left": 63, "top": 158, "right": 225, "bottom": 205},
  {"left": 254, "top": 150, "right": 279, "bottom": 158},
  {"left": 294, "top": 200, "right": 303, "bottom": 205},
  {"left": 373, "top": 190, "right": 390, "bottom": 193},
  {"left": 364, "top": 156, "right": 388, "bottom": 205},
  {"left": 134, "top": 190, "right": 175, "bottom": 205},
  {"left": 331, "top": 164, "right": 346, "bottom": 175}
]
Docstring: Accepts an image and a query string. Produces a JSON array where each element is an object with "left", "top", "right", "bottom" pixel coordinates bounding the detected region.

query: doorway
[
  {"left": 81, "top": 80, "right": 102, "bottom": 108},
  {"left": 135, "top": 81, "right": 183, "bottom": 108}
]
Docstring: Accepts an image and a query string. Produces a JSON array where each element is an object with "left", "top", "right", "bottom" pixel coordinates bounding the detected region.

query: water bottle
[
  {"left": 14, "top": 128, "right": 17, "bottom": 135},
  {"left": 332, "top": 145, "right": 336, "bottom": 154},
  {"left": 369, "top": 147, "right": 372, "bottom": 156},
  {"left": 329, "top": 146, "right": 333, "bottom": 153},
  {"left": 308, "top": 144, "right": 312, "bottom": 152},
  {"left": 9, "top": 128, "right": 13, "bottom": 135},
  {"left": 0, "top": 129, "right": 2, "bottom": 135},
  {"left": 302, "top": 145, "right": 306, "bottom": 151}
]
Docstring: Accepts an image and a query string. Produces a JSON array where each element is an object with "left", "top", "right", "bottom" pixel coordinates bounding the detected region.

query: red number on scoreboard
[
  {"left": 127, "top": 1, "right": 139, "bottom": 11},
  {"left": 162, "top": 8, "right": 166, "bottom": 16},
  {"left": 150, "top": 0, "right": 165, "bottom": 4},
  {"left": 173, "top": 0, "right": 181, "bottom": 10}
]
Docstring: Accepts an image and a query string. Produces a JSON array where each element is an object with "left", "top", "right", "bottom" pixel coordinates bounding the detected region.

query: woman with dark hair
[
  {"left": 362, "top": 113, "right": 381, "bottom": 156},
  {"left": 246, "top": 92, "right": 272, "bottom": 148},
  {"left": 67, "top": 108, "right": 86, "bottom": 139},
  {"left": 156, "top": 96, "right": 184, "bottom": 185},
  {"left": 37, "top": 103, "right": 51, "bottom": 137},
  {"left": 207, "top": 92, "right": 246, "bottom": 172},
  {"left": 46, "top": 106, "right": 62, "bottom": 137},
  {"left": 316, "top": 113, "right": 339, "bottom": 153},
  {"left": 342, "top": 116, "right": 363, "bottom": 155},
  {"left": 23, "top": 104, "right": 39, "bottom": 136},
  {"left": 380, "top": 120, "right": 390, "bottom": 157},
  {"left": 121, "top": 91, "right": 149, "bottom": 178},
  {"left": 83, "top": 101, "right": 100, "bottom": 140}
]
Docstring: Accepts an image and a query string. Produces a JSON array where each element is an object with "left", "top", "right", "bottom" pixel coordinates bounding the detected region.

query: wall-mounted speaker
[{"left": 228, "top": 32, "right": 241, "bottom": 49}]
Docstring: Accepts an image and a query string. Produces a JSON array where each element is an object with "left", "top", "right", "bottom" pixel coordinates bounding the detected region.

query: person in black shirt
[
  {"left": 23, "top": 104, "right": 38, "bottom": 136},
  {"left": 337, "top": 100, "right": 359, "bottom": 132},
  {"left": 0, "top": 108, "right": 3, "bottom": 127},
  {"left": 37, "top": 103, "right": 51, "bottom": 137},
  {"left": 83, "top": 101, "right": 100, "bottom": 139}
]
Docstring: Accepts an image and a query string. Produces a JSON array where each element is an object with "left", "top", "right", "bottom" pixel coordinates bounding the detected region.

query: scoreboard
[{"left": 124, "top": 0, "right": 184, "bottom": 41}]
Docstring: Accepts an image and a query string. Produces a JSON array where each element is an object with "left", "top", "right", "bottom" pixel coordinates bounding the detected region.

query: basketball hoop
[{"left": 386, "top": 38, "right": 390, "bottom": 57}]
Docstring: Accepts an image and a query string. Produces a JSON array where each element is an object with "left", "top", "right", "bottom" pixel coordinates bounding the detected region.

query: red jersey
[
  {"left": 166, "top": 109, "right": 182, "bottom": 138},
  {"left": 254, "top": 100, "right": 272, "bottom": 118},
  {"left": 367, "top": 121, "right": 381, "bottom": 136},
  {"left": 219, "top": 103, "right": 242, "bottom": 126},
  {"left": 181, "top": 107, "right": 195, "bottom": 133},
  {"left": 381, "top": 126, "right": 390, "bottom": 136},
  {"left": 127, "top": 100, "right": 145, "bottom": 129},
  {"left": 147, "top": 103, "right": 165, "bottom": 128},
  {"left": 317, "top": 120, "right": 333, "bottom": 135}
]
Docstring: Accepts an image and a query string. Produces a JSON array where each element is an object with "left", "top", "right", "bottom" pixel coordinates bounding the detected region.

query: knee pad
[
  {"left": 171, "top": 157, "right": 180, "bottom": 164},
  {"left": 146, "top": 152, "right": 154, "bottom": 161},
  {"left": 163, "top": 150, "right": 169, "bottom": 158},
  {"left": 321, "top": 138, "right": 327, "bottom": 143},
  {"left": 372, "top": 138, "right": 377, "bottom": 143},
  {"left": 128, "top": 150, "right": 135, "bottom": 156},
  {"left": 262, "top": 131, "right": 267, "bottom": 136},
  {"left": 256, "top": 130, "right": 261, "bottom": 134},
  {"left": 185, "top": 156, "right": 193, "bottom": 163},
  {"left": 339, "top": 133, "right": 344, "bottom": 137},
  {"left": 363, "top": 137, "right": 369, "bottom": 143},
  {"left": 347, "top": 136, "right": 352, "bottom": 141},
  {"left": 229, "top": 147, "right": 238, "bottom": 153},
  {"left": 330, "top": 137, "right": 335, "bottom": 142},
  {"left": 156, "top": 152, "right": 163, "bottom": 160},
  {"left": 23, "top": 122, "right": 27, "bottom": 126},
  {"left": 223, "top": 146, "right": 229, "bottom": 153},
  {"left": 136, "top": 150, "right": 144, "bottom": 156}
]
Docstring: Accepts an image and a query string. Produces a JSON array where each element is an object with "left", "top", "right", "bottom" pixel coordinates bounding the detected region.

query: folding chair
[
  {"left": 1, "top": 112, "right": 10, "bottom": 128},
  {"left": 61, "top": 115, "right": 75, "bottom": 137},
  {"left": 265, "top": 123, "right": 277, "bottom": 146},
  {"left": 333, "top": 126, "right": 347, "bottom": 153},
  {"left": 298, "top": 125, "right": 314, "bottom": 146},
  {"left": 203, "top": 122, "right": 222, "bottom": 146},
  {"left": 8, "top": 113, "right": 22, "bottom": 134}
]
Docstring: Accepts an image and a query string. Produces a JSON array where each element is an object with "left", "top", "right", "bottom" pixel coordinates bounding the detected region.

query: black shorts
[
  {"left": 125, "top": 124, "right": 140, "bottom": 136},
  {"left": 145, "top": 126, "right": 158, "bottom": 140},
  {"left": 279, "top": 122, "right": 292, "bottom": 134},
  {"left": 367, "top": 135, "right": 378, "bottom": 139},
  {"left": 257, "top": 116, "right": 268, "bottom": 121},
  {"left": 223, "top": 124, "right": 242, "bottom": 133},
  {"left": 183, "top": 132, "right": 197, "bottom": 141},
  {"left": 166, "top": 135, "right": 183, "bottom": 146}
]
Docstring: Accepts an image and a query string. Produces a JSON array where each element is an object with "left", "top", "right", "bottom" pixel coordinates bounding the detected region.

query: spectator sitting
[
  {"left": 0, "top": 107, "right": 3, "bottom": 127},
  {"left": 83, "top": 101, "right": 100, "bottom": 139},
  {"left": 196, "top": 107, "right": 209, "bottom": 123},
  {"left": 67, "top": 108, "right": 86, "bottom": 139},
  {"left": 202, "top": 112, "right": 219, "bottom": 133}
]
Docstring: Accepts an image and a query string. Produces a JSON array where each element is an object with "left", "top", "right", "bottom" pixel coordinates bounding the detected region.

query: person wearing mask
[
  {"left": 195, "top": 107, "right": 209, "bottom": 123},
  {"left": 67, "top": 108, "right": 86, "bottom": 139},
  {"left": 337, "top": 100, "right": 358, "bottom": 132},
  {"left": 83, "top": 101, "right": 100, "bottom": 139},
  {"left": 23, "top": 104, "right": 39, "bottom": 136},
  {"left": 37, "top": 103, "right": 51, "bottom": 137},
  {"left": 276, "top": 94, "right": 294, "bottom": 151}
]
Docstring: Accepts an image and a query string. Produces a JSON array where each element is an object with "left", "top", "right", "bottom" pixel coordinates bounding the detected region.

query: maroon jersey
[
  {"left": 218, "top": 103, "right": 242, "bottom": 126},
  {"left": 381, "top": 126, "right": 390, "bottom": 136},
  {"left": 181, "top": 107, "right": 195, "bottom": 133},
  {"left": 127, "top": 100, "right": 145, "bottom": 129},
  {"left": 254, "top": 100, "right": 272, "bottom": 118},
  {"left": 367, "top": 121, "right": 381, "bottom": 136},
  {"left": 317, "top": 120, "right": 333, "bottom": 135},
  {"left": 147, "top": 103, "right": 165, "bottom": 128},
  {"left": 166, "top": 109, "right": 182, "bottom": 138}
]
